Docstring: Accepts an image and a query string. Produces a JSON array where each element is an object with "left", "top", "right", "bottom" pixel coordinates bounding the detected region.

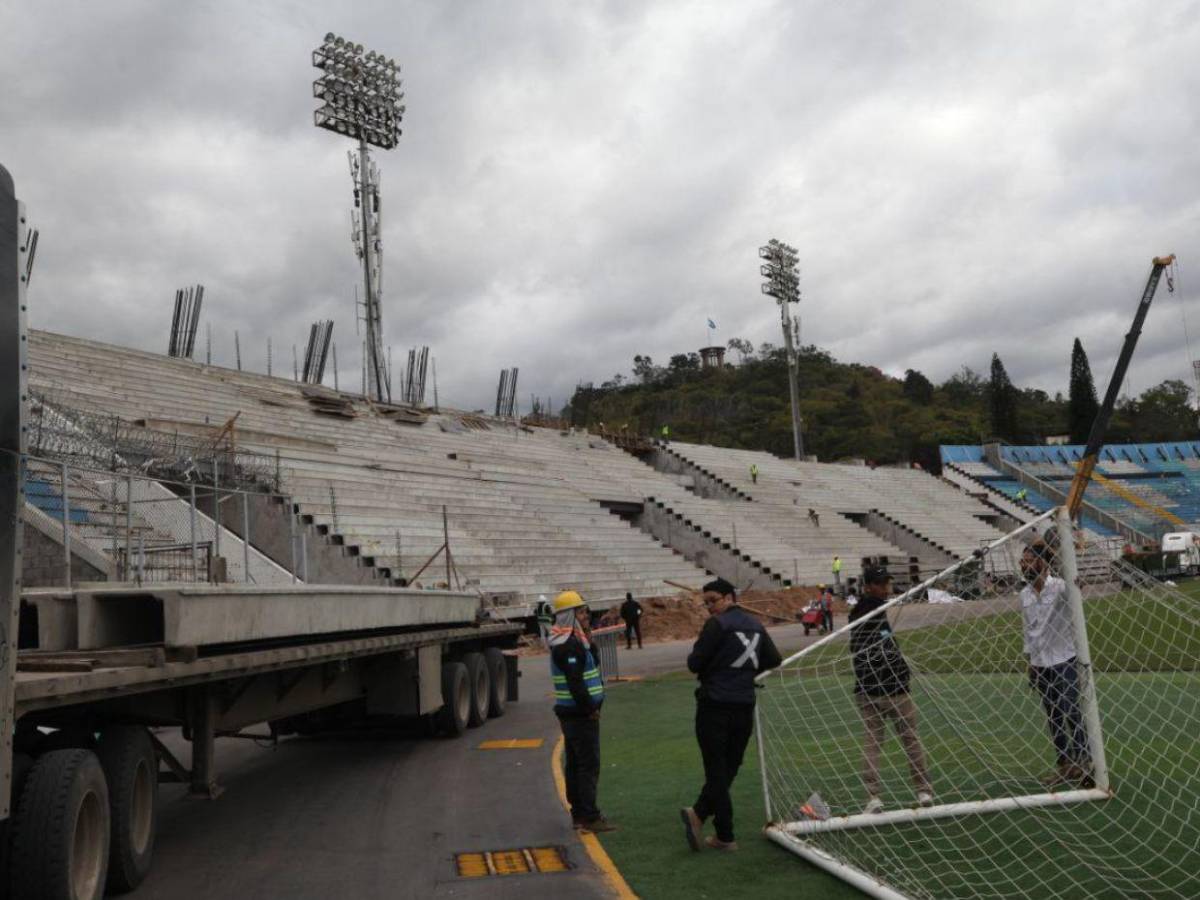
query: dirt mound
[{"left": 597, "top": 587, "right": 831, "bottom": 644}]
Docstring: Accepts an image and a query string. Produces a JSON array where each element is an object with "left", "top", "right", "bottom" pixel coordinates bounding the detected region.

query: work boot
[
  {"left": 679, "top": 807, "right": 703, "bottom": 851},
  {"left": 704, "top": 835, "right": 738, "bottom": 852},
  {"left": 579, "top": 816, "right": 617, "bottom": 834}
]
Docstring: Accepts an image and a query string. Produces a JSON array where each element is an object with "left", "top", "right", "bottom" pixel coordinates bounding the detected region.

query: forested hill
[{"left": 561, "top": 342, "right": 1197, "bottom": 470}]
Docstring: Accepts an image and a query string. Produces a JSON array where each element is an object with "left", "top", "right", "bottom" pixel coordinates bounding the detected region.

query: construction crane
[{"left": 1065, "top": 255, "right": 1177, "bottom": 519}]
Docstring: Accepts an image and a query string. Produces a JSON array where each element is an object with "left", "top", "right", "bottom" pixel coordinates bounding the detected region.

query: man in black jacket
[
  {"left": 619, "top": 592, "right": 643, "bottom": 649},
  {"left": 849, "top": 566, "right": 933, "bottom": 814},
  {"left": 680, "top": 578, "right": 782, "bottom": 852}
]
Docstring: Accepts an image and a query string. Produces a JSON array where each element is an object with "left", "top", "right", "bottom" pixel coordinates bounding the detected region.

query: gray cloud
[{"left": 3, "top": 0, "right": 1199, "bottom": 416}]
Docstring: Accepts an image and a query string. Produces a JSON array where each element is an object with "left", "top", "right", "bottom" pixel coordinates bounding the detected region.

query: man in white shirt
[{"left": 1020, "top": 541, "right": 1092, "bottom": 788}]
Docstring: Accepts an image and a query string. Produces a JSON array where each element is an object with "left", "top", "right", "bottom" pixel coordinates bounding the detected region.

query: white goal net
[{"left": 756, "top": 507, "right": 1200, "bottom": 899}]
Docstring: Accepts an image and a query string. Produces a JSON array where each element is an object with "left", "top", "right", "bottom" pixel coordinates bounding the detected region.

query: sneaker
[
  {"left": 863, "top": 796, "right": 885, "bottom": 815},
  {"left": 917, "top": 791, "right": 934, "bottom": 808},
  {"left": 679, "top": 807, "right": 703, "bottom": 852},
  {"left": 705, "top": 835, "right": 738, "bottom": 851},
  {"left": 578, "top": 816, "right": 617, "bottom": 834}
]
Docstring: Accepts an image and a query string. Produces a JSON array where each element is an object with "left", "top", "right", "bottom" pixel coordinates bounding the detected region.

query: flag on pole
[{"left": 706, "top": 318, "right": 717, "bottom": 330}]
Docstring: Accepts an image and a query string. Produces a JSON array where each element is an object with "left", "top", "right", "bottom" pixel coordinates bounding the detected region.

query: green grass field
[
  {"left": 593, "top": 673, "right": 862, "bottom": 900},
  {"left": 594, "top": 581, "right": 1200, "bottom": 898}
]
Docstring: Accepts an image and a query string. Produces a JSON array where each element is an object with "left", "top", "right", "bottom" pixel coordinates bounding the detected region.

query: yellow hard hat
[{"left": 553, "top": 590, "right": 586, "bottom": 613}]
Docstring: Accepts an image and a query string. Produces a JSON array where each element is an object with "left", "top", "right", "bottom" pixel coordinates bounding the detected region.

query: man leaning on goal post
[{"left": 1020, "top": 539, "right": 1094, "bottom": 789}]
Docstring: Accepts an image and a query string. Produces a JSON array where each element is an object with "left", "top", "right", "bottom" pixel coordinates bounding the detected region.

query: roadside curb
[{"left": 551, "top": 734, "right": 639, "bottom": 899}]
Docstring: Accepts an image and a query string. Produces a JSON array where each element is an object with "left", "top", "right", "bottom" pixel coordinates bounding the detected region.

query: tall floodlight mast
[
  {"left": 759, "top": 239, "right": 804, "bottom": 459},
  {"left": 312, "top": 33, "right": 405, "bottom": 403}
]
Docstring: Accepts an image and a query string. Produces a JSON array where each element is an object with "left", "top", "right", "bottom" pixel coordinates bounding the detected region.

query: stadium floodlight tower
[
  {"left": 759, "top": 239, "right": 804, "bottom": 459},
  {"left": 312, "top": 33, "right": 405, "bottom": 403}
]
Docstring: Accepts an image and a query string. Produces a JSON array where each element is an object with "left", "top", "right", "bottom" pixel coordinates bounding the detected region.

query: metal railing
[
  {"left": 7, "top": 448, "right": 304, "bottom": 591},
  {"left": 115, "top": 541, "right": 214, "bottom": 585}
]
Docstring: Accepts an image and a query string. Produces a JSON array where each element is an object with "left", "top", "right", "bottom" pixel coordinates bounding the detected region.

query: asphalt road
[{"left": 132, "top": 661, "right": 610, "bottom": 900}]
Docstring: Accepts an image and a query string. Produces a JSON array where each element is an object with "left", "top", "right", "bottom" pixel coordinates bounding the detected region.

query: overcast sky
[{"left": 3, "top": 1, "right": 1199, "bottom": 412}]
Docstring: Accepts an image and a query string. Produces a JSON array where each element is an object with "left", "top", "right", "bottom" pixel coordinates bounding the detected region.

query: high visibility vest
[
  {"left": 832, "top": 558, "right": 842, "bottom": 574},
  {"left": 551, "top": 648, "right": 605, "bottom": 709}
]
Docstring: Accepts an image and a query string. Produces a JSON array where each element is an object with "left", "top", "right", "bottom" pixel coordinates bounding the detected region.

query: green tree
[
  {"left": 1127, "top": 380, "right": 1196, "bottom": 440},
  {"left": 1068, "top": 338, "right": 1100, "bottom": 444},
  {"left": 903, "top": 369, "right": 935, "bottom": 404},
  {"left": 989, "top": 353, "right": 1020, "bottom": 441}
]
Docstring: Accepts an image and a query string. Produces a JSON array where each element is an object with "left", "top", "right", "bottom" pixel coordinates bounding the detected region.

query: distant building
[{"left": 699, "top": 346, "right": 726, "bottom": 369}]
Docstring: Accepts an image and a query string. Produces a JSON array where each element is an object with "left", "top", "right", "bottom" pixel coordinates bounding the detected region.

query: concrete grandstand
[{"left": 27, "top": 330, "right": 1042, "bottom": 600}]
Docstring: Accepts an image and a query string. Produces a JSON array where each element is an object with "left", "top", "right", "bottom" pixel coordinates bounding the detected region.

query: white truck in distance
[{"left": 1161, "top": 532, "right": 1200, "bottom": 574}]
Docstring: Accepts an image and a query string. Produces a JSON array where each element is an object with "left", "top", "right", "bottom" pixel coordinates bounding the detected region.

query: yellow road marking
[
  {"left": 455, "top": 853, "right": 490, "bottom": 878},
  {"left": 455, "top": 846, "right": 569, "bottom": 878},
  {"left": 478, "top": 738, "right": 545, "bottom": 750},
  {"left": 552, "top": 734, "right": 639, "bottom": 899},
  {"left": 531, "top": 846, "right": 569, "bottom": 873}
]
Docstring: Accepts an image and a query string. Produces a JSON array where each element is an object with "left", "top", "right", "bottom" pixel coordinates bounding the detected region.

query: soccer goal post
[{"left": 756, "top": 506, "right": 1200, "bottom": 899}]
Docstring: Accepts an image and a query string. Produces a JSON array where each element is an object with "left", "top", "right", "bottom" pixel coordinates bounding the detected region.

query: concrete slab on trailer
[
  {"left": 24, "top": 584, "right": 484, "bottom": 650},
  {"left": 14, "top": 622, "right": 522, "bottom": 716}
]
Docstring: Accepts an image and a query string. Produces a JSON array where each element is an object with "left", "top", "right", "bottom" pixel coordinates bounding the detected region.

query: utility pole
[{"left": 759, "top": 238, "right": 804, "bottom": 459}]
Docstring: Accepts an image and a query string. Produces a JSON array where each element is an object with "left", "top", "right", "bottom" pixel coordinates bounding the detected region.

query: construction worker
[
  {"left": 1016, "top": 487, "right": 1028, "bottom": 502},
  {"left": 820, "top": 585, "right": 835, "bottom": 634},
  {"left": 620, "top": 591, "right": 644, "bottom": 649},
  {"left": 661, "top": 424, "right": 670, "bottom": 441},
  {"left": 832, "top": 555, "right": 843, "bottom": 589},
  {"left": 680, "top": 578, "right": 782, "bottom": 853},
  {"left": 750, "top": 463, "right": 759, "bottom": 485},
  {"left": 549, "top": 591, "right": 616, "bottom": 833}
]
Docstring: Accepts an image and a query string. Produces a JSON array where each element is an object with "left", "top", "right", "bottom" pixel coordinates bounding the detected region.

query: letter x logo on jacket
[{"left": 732, "top": 632, "right": 760, "bottom": 668}]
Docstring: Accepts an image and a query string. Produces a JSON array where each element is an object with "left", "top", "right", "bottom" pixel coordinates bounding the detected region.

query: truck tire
[
  {"left": 0, "top": 753, "right": 34, "bottom": 894},
  {"left": 436, "top": 661, "right": 470, "bottom": 737},
  {"left": 483, "top": 647, "right": 508, "bottom": 718},
  {"left": 462, "top": 652, "right": 490, "bottom": 727},
  {"left": 96, "top": 726, "right": 157, "bottom": 893},
  {"left": 9, "top": 749, "right": 110, "bottom": 900}
]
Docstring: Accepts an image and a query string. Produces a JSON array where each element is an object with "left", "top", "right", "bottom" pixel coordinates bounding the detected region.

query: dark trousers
[
  {"left": 693, "top": 703, "right": 755, "bottom": 842},
  {"left": 559, "top": 715, "right": 601, "bottom": 822},
  {"left": 822, "top": 610, "right": 834, "bottom": 633},
  {"left": 1033, "top": 659, "right": 1090, "bottom": 767},
  {"left": 624, "top": 618, "right": 642, "bottom": 649}
]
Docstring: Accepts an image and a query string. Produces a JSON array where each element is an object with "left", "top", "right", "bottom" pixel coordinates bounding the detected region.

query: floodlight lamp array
[
  {"left": 759, "top": 241, "right": 800, "bottom": 304},
  {"left": 312, "top": 33, "right": 405, "bottom": 150}
]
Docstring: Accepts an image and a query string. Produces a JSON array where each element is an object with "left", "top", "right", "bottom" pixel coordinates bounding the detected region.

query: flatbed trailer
[
  {"left": 5, "top": 588, "right": 525, "bottom": 899},
  {"left": 0, "top": 166, "right": 531, "bottom": 898}
]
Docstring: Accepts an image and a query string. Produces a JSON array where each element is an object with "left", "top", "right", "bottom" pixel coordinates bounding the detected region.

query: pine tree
[
  {"left": 989, "top": 353, "right": 1019, "bottom": 441},
  {"left": 1068, "top": 338, "right": 1100, "bottom": 444}
]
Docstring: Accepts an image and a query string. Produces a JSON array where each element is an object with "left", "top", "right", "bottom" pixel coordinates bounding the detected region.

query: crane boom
[{"left": 1065, "top": 255, "right": 1176, "bottom": 520}]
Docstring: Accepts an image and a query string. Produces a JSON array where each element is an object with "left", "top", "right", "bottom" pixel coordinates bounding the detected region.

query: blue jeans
[{"left": 1033, "top": 658, "right": 1089, "bottom": 768}]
